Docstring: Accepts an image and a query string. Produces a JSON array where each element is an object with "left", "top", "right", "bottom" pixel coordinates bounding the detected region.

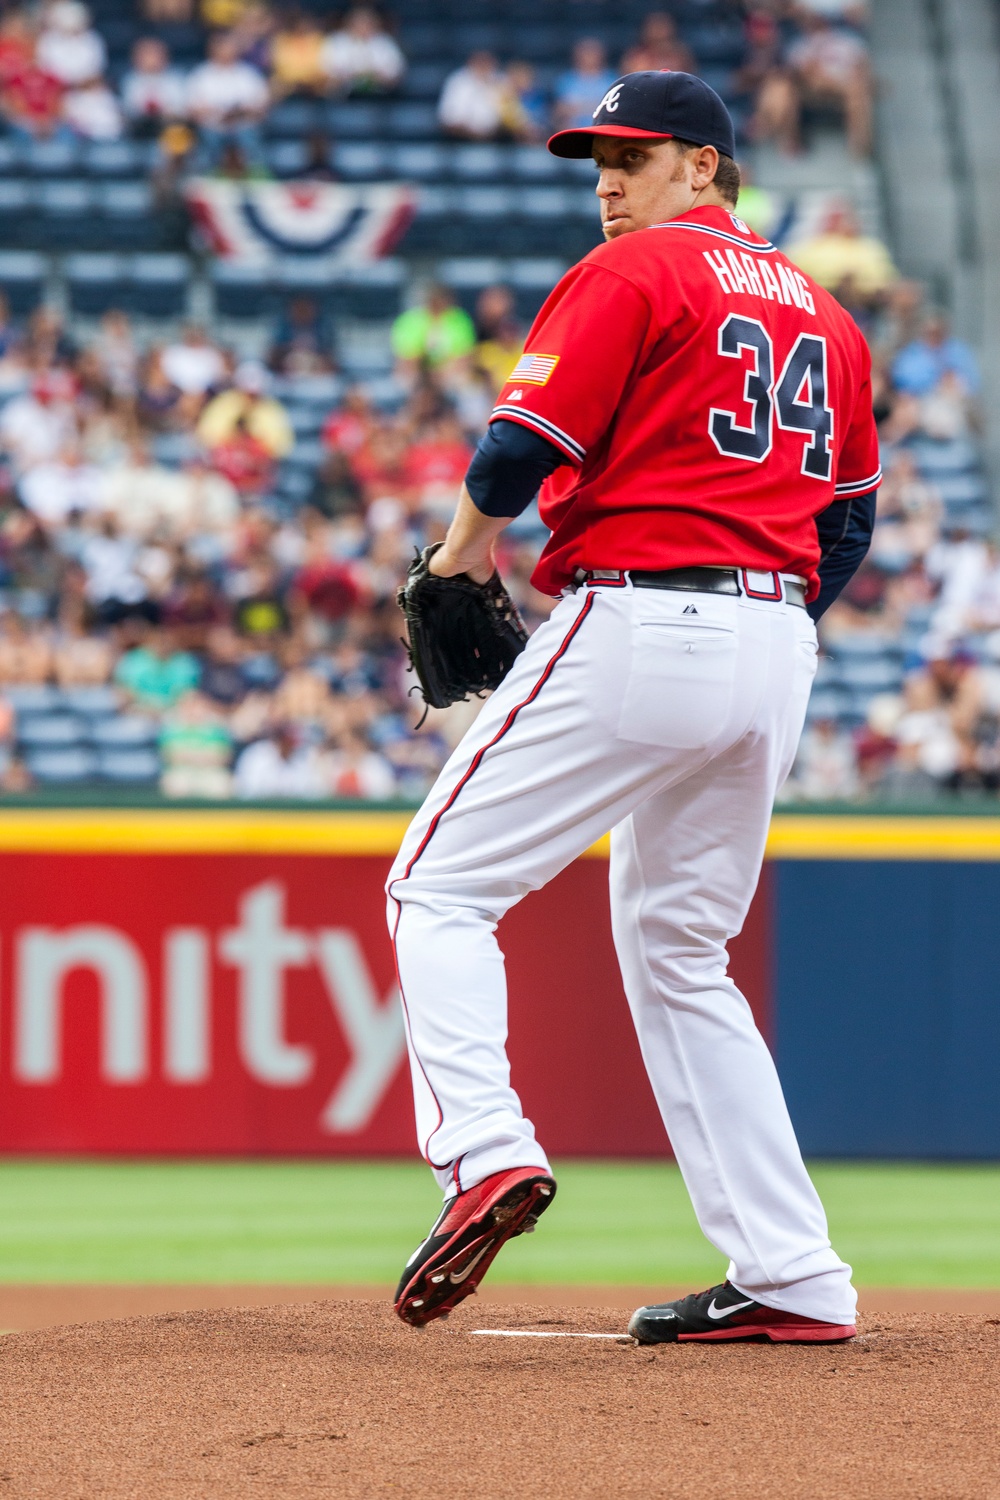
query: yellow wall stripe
[{"left": 0, "top": 809, "right": 997, "bottom": 859}]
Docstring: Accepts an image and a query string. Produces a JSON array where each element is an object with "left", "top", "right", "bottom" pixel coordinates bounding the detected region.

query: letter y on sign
[{"left": 315, "top": 930, "right": 406, "bottom": 1133}]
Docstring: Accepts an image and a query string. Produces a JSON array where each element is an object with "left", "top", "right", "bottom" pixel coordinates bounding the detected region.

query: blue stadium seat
[
  {"left": 511, "top": 146, "right": 562, "bottom": 182},
  {"left": 60, "top": 685, "right": 121, "bottom": 717},
  {"left": 17, "top": 713, "right": 87, "bottom": 749},
  {"left": 26, "top": 747, "right": 99, "bottom": 783},
  {"left": 265, "top": 140, "right": 311, "bottom": 177},
  {"left": 450, "top": 145, "right": 506, "bottom": 181},
  {"left": 271, "top": 372, "right": 343, "bottom": 407},
  {"left": 210, "top": 262, "right": 275, "bottom": 321},
  {"left": 400, "top": 62, "right": 449, "bottom": 100},
  {"left": 3, "top": 684, "right": 60, "bottom": 714},
  {"left": 97, "top": 748, "right": 161, "bottom": 784},
  {"left": 332, "top": 264, "right": 405, "bottom": 320},
  {"left": 39, "top": 181, "right": 95, "bottom": 216},
  {"left": 22, "top": 139, "right": 82, "bottom": 178},
  {"left": 386, "top": 103, "right": 439, "bottom": 140},
  {"left": 97, "top": 181, "right": 153, "bottom": 218},
  {"left": 0, "top": 250, "right": 47, "bottom": 316},
  {"left": 326, "top": 101, "right": 384, "bottom": 138},
  {"left": 267, "top": 98, "right": 325, "bottom": 138},
  {"left": 82, "top": 141, "right": 150, "bottom": 178},
  {"left": 130, "top": 254, "right": 190, "bottom": 318},
  {"left": 394, "top": 144, "right": 447, "bottom": 180},
  {"left": 65, "top": 253, "right": 129, "bottom": 316},
  {"left": 334, "top": 143, "right": 389, "bottom": 180},
  {"left": 90, "top": 715, "right": 159, "bottom": 748}
]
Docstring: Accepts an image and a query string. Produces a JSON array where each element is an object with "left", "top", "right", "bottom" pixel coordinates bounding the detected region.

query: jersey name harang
[{"left": 702, "top": 247, "right": 816, "bottom": 315}]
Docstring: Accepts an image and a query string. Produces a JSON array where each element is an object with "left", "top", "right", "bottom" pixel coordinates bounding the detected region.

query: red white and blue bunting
[{"left": 184, "top": 179, "right": 416, "bottom": 264}]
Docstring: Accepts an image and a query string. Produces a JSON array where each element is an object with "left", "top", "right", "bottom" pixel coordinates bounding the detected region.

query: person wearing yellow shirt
[
  {"left": 196, "top": 361, "right": 294, "bottom": 458},
  {"left": 270, "top": 12, "right": 327, "bottom": 99},
  {"left": 786, "top": 201, "right": 897, "bottom": 302}
]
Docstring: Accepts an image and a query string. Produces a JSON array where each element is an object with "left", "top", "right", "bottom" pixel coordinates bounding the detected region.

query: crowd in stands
[
  {"left": 0, "top": 1, "right": 875, "bottom": 161},
  {"left": 0, "top": 0, "right": 992, "bottom": 804},
  {"left": 0, "top": 275, "right": 552, "bottom": 798},
  {"left": 781, "top": 203, "right": 992, "bottom": 802}
]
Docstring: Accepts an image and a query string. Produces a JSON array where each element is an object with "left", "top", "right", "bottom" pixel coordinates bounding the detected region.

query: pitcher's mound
[{"left": 0, "top": 1298, "right": 995, "bottom": 1498}]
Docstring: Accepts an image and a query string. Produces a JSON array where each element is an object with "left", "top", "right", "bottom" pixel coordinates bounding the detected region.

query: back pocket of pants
[{"left": 617, "top": 611, "right": 738, "bottom": 749}]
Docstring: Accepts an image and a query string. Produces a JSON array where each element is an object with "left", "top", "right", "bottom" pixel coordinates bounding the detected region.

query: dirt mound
[{"left": 0, "top": 1298, "right": 996, "bottom": 1498}]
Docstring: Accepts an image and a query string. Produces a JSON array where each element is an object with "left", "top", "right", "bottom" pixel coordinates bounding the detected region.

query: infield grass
[{"left": 0, "top": 1160, "right": 995, "bottom": 1286}]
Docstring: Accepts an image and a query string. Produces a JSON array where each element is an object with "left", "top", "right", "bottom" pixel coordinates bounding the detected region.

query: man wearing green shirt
[{"left": 391, "top": 284, "right": 476, "bottom": 374}]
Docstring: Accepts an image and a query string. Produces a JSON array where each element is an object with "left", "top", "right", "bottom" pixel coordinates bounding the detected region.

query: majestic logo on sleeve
[
  {"left": 594, "top": 84, "right": 623, "bottom": 118},
  {"left": 508, "top": 353, "right": 560, "bottom": 386}
]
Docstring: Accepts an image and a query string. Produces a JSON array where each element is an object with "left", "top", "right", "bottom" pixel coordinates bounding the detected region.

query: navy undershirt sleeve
[
  {"left": 464, "top": 418, "right": 567, "bottom": 519},
  {"left": 807, "top": 490, "right": 878, "bottom": 623}
]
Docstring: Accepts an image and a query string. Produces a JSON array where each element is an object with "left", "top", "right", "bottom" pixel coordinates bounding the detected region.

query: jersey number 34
[{"left": 708, "top": 314, "right": 833, "bottom": 480}]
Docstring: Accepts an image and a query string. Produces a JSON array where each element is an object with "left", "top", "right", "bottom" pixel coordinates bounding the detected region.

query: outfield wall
[{"left": 0, "top": 808, "right": 996, "bottom": 1159}]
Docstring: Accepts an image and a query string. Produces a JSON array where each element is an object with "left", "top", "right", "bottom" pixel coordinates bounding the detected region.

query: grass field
[{"left": 0, "top": 1160, "right": 996, "bottom": 1286}]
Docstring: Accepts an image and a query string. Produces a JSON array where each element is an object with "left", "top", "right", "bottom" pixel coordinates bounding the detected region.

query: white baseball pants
[{"left": 387, "top": 574, "right": 856, "bottom": 1326}]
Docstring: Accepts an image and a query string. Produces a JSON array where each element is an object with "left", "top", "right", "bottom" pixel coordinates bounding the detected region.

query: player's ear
[{"left": 692, "top": 144, "right": 720, "bottom": 192}]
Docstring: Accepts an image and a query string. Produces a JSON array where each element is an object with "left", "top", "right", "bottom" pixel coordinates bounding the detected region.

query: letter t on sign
[{"left": 219, "top": 882, "right": 314, "bottom": 1086}]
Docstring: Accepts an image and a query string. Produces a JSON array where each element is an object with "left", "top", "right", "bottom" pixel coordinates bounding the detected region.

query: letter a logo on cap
[{"left": 594, "top": 83, "right": 623, "bottom": 118}]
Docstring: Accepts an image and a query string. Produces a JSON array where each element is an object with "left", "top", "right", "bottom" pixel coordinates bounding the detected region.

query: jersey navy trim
[
  {"left": 656, "top": 221, "right": 778, "bottom": 253},
  {"left": 491, "top": 405, "right": 586, "bottom": 463},
  {"left": 834, "top": 467, "right": 882, "bottom": 496}
]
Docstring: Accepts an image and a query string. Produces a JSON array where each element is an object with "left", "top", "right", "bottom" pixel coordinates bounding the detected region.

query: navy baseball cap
[{"left": 547, "top": 70, "right": 736, "bottom": 161}]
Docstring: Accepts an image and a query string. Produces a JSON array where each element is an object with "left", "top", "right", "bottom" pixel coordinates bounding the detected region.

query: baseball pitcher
[{"left": 388, "top": 71, "right": 879, "bottom": 1345}]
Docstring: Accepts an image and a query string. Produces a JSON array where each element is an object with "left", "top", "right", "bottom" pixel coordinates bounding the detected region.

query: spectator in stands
[
  {"left": 786, "top": 12, "right": 873, "bottom": 157},
  {"left": 787, "top": 718, "right": 861, "bottom": 801},
  {"left": 160, "top": 324, "right": 227, "bottom": 405},
  {"left": 234, "top": 720, "right": 325, "bottom": 798},
  {"left": 159, "top": 688, "right": 234, "bottom": 798},
  {"left": 80, "top": 514, "right": 156, "bottom": 625},
  {"left": 268, "top": 296, "right": 336, "bottom": 375},
  {"left": 0, "top": 11, "right": 35, "bottom": 88},
  {"left": 186, "top": 29, "right": 269, "bottom": 172},
  {"left": 321, "top": 6, "right": 405, "bottom": 96},
  {"left": 93, "top": 310, "right": 139, "bottom": 400},
  {"left": 18, "top": 443, "right": 103, "bottom": 525},
  {"left": 473, "top": 285, "right": 525, "bottom": 393},
  {"left": 391, "top": 284, "right": 476, "bottom": 378},
  {"left": 787, "top": 202, "right": 897, "bottom": 306},
  {"left": 269, "top": 8, "right": 327, "bottom": 100},
  {"left": 321, "top": 728, "right": 396, "bottom": 799},
  {"left": 742, "top": 5, "right": 800, "bottom": 155},
  {"left": 553, "top": 39, "right": 615, "bottom": 130},
  {"left": 121, "top": 38, "right": 188, "bottom": 133},
  {"left": 499, "top": 62, "right": 548, "bottom": 143},
  {"left": 438, "top": 51, "right": 506, "bottom": 140},
  {"left": 0, "top": 373, "right": 77, "bottom": 475},
  {"left": 62, "top": 76, "right": 124, "bottom": 140},
  {"left": 115, "top": 625, "right": 200, "bottom": 711},
  {"left": 0, "top": 56, "right": 67, "bottom": 142},
  {"left": 891, "top": 313, "right": 981, "bottom": 399},
  {"left": 196, "top": 360, "right": 294, "bottom": 457},
  {"left": 621, "top": 13, "right": 696, "bottom": 75},
  {"left": 36, "top": 2, "right": 106, "bottom": 88},
  {"left": 144, "top": 0, "right": 195, "bottom": 20}
]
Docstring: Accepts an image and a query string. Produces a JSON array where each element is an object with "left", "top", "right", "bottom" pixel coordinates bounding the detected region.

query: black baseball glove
[{"left": 396, "top": 543, "right": 529, "bottom": 711}]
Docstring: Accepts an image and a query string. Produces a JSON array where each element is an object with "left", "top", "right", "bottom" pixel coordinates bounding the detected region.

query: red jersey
[{"left": 491, "top": 205, "right": 880, "bottom": 598}]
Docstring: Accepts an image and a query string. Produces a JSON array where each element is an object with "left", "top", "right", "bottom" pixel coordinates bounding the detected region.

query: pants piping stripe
[{"left": 388, "top": 590, "right": 598, "bottom": 1170}]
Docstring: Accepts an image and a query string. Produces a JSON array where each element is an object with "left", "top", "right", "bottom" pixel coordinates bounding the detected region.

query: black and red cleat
[
  {"left": 628, "top": 1281, "right": 856, "bottom": 1344},
  {"left": 394, "top": 1166, "right": 556, "bottom": 1327}
]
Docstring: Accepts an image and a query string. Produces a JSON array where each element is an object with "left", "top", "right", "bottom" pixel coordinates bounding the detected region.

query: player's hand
[{"left": 428, "top": 544, "right": 495, "bottom": 585}]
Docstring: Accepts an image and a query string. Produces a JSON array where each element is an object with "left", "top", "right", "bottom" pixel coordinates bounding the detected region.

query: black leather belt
[{"left": 583, "top": 566, "right": 807, "bottom": 609}]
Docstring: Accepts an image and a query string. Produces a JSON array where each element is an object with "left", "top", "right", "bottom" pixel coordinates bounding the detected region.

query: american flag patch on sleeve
[{"left": 508, "top": 352, "right": 560, "bottom": 386}]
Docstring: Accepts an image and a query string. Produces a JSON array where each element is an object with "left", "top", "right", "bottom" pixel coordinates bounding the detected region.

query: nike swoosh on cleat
[
  {"left": 706, "top": 1298, "right": 756, "bottom": 1319},
  {"left": 449, "top": 1244, "right": 493, "bottom": 1285}
]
